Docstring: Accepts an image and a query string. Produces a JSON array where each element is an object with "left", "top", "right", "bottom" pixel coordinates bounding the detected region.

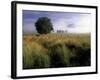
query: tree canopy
[{"left": 35, "top": 17, "right": 53, "bottom": 34}]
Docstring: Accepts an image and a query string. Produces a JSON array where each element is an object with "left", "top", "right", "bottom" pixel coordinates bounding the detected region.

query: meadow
[{"left": 23, "top": 33, "right": 91, "bottom": 69}]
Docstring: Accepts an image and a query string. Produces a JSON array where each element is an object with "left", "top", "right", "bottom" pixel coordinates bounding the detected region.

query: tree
[{"left": 35, "top": 17, "right": 53, "bottom": 34}]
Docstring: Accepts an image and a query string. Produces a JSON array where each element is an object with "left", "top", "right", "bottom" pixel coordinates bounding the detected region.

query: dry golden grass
[
  {"left": 23, "top": 33, "right": 91, "bottom": 69},
  {"left": 23, "top": 33, "right": 90, "bottom": 47}
]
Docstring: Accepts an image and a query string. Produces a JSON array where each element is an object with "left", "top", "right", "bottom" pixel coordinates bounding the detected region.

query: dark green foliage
[{"left": 35, "top": 17, "right": 53, "bottom": 34}]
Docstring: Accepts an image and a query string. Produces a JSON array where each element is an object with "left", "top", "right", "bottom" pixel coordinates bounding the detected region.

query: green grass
[{"left": 23, "top": 33, "right": 91, "bottom": 69}]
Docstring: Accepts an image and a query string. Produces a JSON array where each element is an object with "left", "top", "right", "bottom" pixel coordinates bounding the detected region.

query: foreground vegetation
[{"left": 23, "top": 33, "right": 91, "bottom": 69}]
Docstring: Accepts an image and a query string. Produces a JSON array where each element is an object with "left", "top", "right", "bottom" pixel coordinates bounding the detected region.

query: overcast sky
[{"left": 23, "top": 10, "right": 91, "bottom": 33}]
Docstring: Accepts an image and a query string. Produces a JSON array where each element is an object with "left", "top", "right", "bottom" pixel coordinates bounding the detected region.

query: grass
[{"left": 23, "top": 33, "right": 91, "bottom": 69}]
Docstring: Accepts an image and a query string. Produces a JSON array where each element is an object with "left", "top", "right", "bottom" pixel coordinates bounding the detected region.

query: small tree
[{"left": 35, "top": 17, "right": 53, "bottom": 34}]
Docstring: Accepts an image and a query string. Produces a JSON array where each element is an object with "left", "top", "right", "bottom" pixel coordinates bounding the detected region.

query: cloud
[
  {"left": 23, "top": 10, "right": 91, "bottom": 33},
  {"left": 66, "top": 15, "right": 91, "bottom": 33},
  {"left": 67, "top": 23, "right": 75, "bottom": 28},
  {"left": 53, "top": 18, "right": 68, "bottom": 31},
  {"left": 23, "top": 23, "right": 37, "bottom": 33}
]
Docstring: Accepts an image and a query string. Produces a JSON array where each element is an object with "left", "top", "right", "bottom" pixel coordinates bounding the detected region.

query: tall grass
[
  {"left": 48, "top": 43, "right": 72, "bottom": 67},
  {"left": 23, "top": 33, "right": 91, "bottom": 69},
  {"left": 23, "top": 42, "right": 50, "bottom": 69}
]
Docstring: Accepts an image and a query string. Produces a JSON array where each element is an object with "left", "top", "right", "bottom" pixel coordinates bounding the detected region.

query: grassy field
[{"left": 23, "top": 33, "right": 91, "bottom": 69}]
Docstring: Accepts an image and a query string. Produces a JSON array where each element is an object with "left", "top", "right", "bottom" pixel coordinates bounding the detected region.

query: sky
[{"left": 23, "top": 10, "right": 92, "bottom": 34}]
